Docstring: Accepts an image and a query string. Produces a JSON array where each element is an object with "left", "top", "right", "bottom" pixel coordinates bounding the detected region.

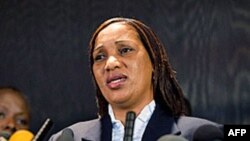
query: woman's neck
[{"left": 110, "top": 99, "right": 154, "bottom": 125}]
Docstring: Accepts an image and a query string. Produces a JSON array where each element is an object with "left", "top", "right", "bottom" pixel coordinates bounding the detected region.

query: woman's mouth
[
  {"left": 0, "top": 130, "right": 12, "bottom": 139},
  {"left": 106, "top": 74, "right": 127, "bottom": 89}
]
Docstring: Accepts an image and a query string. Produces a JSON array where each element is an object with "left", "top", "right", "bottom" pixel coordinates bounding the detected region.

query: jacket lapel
[
  {"left": 142, "top": 104, "right": 181, "bottom": 141},
  {"left": 79, "top": 105, "right": 181, "bottom": 141},
  {"left": 80, "top": 115, "right": 112, "bottom": 141},
  {"left": 100, "top": 114, "right": 112, "bottom": 141}
]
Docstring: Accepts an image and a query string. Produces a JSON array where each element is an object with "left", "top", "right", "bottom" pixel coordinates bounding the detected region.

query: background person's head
[
  {"left": 89, "top": 17, "right": 187, "bottom": 117},
  {"left": 0, "top": 86, "right": 30, "bottom": 137}
]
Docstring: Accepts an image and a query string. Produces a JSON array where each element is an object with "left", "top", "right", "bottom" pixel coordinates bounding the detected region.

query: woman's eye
[
  {"left": 16, "top": 118, "right": 28, "bottom": 126},
  {"left": 119, "top": 47, "right": 134, "bottom": 55},
  {"left": 0, "top": 112, "right": 5, "bottom": 120},
  {"left": 94, "top": 53, "right": 106, "bottom": 62}
]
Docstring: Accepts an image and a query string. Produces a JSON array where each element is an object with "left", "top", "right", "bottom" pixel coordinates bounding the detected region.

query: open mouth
[{"left": 106, "top": 74, "right": 127, "bottom": 89}]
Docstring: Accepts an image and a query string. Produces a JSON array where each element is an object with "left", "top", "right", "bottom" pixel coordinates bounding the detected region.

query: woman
[
  {"left": 0, "top": 86, "right": 31, "bottom": 140},
  {"left": 49, "top": 17, "right": 223, "bottom": 141}
]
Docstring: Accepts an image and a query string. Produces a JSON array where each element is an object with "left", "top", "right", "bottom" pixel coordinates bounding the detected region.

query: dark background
[{"left": 0, "top": 0, "right": 249, "bottom": 139}]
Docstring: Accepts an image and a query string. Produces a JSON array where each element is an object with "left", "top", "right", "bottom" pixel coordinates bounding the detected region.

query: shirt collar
[
  {"left": 108, "top": 100, "right": 156, "bottom": 124},
  {"left": 137, "top": 100, "right": 156, "bottom": 122}
]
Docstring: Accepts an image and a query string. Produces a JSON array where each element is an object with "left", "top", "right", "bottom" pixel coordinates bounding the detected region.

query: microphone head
[
  {"left": 9, "top": 130, "right": 34, "bottom": 141},
  {"left": 157, "top": 135, "right": 188, "bottom": 141},
  {"left": 193, "top": 124, "right": 224, "bottom": 141},
  {"left": 56, "top": 128, "right": 74, "bottom": 141}
]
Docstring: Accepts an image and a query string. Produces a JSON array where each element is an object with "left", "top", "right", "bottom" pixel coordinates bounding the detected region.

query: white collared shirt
[{"left": 108, "top": 100, "right": 156, "bottom": 141}]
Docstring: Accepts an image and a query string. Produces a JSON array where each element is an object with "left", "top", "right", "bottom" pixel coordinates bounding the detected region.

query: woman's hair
[{"left": 89, "top": 17, "right": 187, "bottom": 117}]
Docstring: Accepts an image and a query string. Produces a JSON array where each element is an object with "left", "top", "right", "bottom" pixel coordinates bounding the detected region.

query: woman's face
[
  {"left": 92, "top": 22, "right": 154, "bottom": 109},
  {"left": 0, "top": 90, "right": 30, "bottom": 136}
]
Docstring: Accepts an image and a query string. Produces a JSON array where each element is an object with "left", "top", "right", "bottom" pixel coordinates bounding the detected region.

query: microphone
[
  {"left": 56, "top": 128, "right": 74, "bottom": 141},
  {"left": 32, "top": 118, "right": 53, "bottom": 141},
  {"left": 157, "top": 135, "right": 188, "bottom": 141},
  {"left": 123, "top": 111, "right": 136, "bottom": 141},
  {"left": 9, "top": 130, "right": 34, "bottom": 141},
  {"left": 2, "top": 118, "right": 53, "bottom": 141},
  {"left": 193, "top": 124, "right": 224, "bottom": 141}
]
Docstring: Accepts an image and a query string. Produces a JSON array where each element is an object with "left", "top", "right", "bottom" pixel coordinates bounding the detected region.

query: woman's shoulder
[
  {"left": 48, "top": 118, "right": 101, "bottom": 141},
  {"left": 176, "top": 116, "right": 224, "bottom": 140},
  {"left": 177, "top": 116, "right": 220, "bottom": 127},
  {"left": 69, "top": 118, "right": 101, "bottom": 131}
]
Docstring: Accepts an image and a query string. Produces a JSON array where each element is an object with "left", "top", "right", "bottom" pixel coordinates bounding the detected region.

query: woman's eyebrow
[
  {"left": 93, "top": 44, "right": 103, "bottom": 52},
  {"left": 115, "top": 39, "right": 133, "bottom": 44}
]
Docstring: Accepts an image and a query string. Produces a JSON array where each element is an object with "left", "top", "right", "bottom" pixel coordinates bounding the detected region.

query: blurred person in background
[{"left": 0, "top": 86, "right": 30, "bottom": 140}]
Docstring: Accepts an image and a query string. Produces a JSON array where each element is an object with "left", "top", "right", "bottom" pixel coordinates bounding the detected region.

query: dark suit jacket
[{"left": 49, "top": 105, "right": 223, "bottom": 141}]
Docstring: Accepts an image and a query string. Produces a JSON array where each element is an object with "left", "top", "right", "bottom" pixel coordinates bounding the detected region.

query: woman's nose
[
  {"left": 104, "top": 56, "right": 121, "bottom": 71},
  {"left": 3, "top": 118, "right": 16, "bottom": 132}
]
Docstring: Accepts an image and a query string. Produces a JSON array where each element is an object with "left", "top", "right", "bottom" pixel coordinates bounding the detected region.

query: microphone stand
[{"left": 123, "top": 111, "right": 136, "bottom": 141}]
